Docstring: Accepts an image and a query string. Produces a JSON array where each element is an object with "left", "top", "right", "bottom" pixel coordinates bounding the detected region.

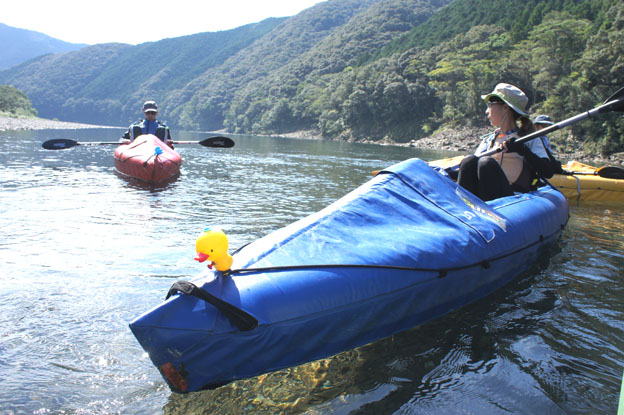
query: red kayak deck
[{"left": 114, "top": 135, "right": 182, "bottom": 184}]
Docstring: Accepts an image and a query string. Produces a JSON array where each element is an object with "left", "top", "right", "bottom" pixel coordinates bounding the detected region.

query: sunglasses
[{"left": 487, "top": 101, "right": 504, "bottom": 108}]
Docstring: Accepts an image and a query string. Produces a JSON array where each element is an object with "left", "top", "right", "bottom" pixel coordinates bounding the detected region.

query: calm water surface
[{"left": 0, "top": 129, "right": 623, "bottom": 414}]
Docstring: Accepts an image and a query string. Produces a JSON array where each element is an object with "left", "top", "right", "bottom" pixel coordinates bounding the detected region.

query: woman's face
[{"left": 486, "top": 100, "right": 507, "bottom": 127}]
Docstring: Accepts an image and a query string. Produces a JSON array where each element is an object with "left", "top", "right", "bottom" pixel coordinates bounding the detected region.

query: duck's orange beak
[{"left": 194, "top": 252, "right": 209, "bottom": 263}]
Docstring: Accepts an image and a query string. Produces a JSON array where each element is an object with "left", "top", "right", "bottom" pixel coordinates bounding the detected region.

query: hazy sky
[{"left": 2, "top": 0, "right": 326, "bottom": 45}]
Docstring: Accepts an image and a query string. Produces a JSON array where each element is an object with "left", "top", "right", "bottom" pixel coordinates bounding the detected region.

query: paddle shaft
[
  {"left": 65, "top": 139, "right": 229, "bottom": 146},
  {"left": 369, "top": 88, "right": 624, "bottom": 177},
  {"left": 42, "top": 135, "right": 234, "bottom": 150},
  {"left": 480, "top": 96, "right": 623, "bottom": 158}
]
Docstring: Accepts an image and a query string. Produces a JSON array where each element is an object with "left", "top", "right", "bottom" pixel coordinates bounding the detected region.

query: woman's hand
[{"left": 503, "top": 137, "right": 518, "bottom": 153}]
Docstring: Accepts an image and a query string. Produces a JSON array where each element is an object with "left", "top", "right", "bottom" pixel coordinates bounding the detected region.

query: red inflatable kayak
[{"left": 114, "top": 135, "right": 182, "bottom": 184}]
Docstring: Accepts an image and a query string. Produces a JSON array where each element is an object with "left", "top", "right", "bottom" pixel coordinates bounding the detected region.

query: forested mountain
[
  {"left": 0, "top": 85, "right": 37, "bottom": 117},
  {"left": 0, "top": 23, "right": 87, "bottom": 70},
  {"left": 0, "top": 18, "right": 285, "bottom": 125},
  {"left": 1, "top": 0, "right": 623, "bottom": 156},
  {"left": 221, "top": 0, "right": 451, "bottom": 134},
  {"left": 167, "top": 0, "right": 387, "bottom": 130}
]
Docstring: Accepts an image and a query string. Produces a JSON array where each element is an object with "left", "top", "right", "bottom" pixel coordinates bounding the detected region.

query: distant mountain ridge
[
  {"left": 0, "top": 23, "right": 88, "bottom": 70},
  {"left": 0, "top": 0, "right": 444, "bottom": 128},
  {"left": 0, "top": 18, "right": 287, "bottom": 125}
]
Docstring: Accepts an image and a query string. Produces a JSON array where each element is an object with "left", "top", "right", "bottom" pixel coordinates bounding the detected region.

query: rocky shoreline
[
  {"left": 406, "top": 127, "right": 624, "bottom": 166},
  {"left": 0, "top": 116, "right": 120, "bottom": 132},
  {"left": 3, "top": 116, "right": 622, "bottom": 165},
  {"left": 278, "top": 127, "right": 624, "bottom": 166}
]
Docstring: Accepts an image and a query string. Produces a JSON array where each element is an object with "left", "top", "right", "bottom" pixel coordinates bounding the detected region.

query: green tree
[
  {"left": 426, "top": 26, "right": 509, "bottom": 125},
  {"left": 0, "top": 85, "right": 37, "bottom": 117}
]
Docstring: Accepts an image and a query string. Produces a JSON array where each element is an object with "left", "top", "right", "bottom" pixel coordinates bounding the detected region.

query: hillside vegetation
[
  {"left": 0, "top": 85, "right": 37, "bottom": 117},
  {"left": 0, "top": 0, "right": 622, "bottom": 156}
]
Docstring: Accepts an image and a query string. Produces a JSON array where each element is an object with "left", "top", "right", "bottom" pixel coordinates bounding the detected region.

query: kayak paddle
[
  {"left": 478, "top": 86, "right": 624, "bottom": 158},
  {"left": 42, "top": 136, "right": 235, "bottom": 150},
  {"left": 175, "top": 136, "right": 235, "bottom": 148},
  {"left": 423, "top": 86, "right": 624, "bottom": 172},
  {"left": 562, "top": 165, "right": 624, "bottom": 180},
  {"left": 42, "top": 138, "right": 118, "bottom": 149}
]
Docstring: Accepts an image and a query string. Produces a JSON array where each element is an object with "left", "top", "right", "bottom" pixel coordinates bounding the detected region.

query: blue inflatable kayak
[{"left": 130, "top": 158, "right": 569, "bottom": 393}]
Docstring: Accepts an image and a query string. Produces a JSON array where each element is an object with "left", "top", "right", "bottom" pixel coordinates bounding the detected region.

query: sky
[{"left": 2, "top": 0, "right": 326, "bottom": 45}]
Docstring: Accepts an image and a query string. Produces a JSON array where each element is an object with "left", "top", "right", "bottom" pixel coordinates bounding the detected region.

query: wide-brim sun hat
[
  {"left": 142, "top": 100, "right": 158, "bottom": 113},
  {"left": 534, "top": 114, "right": 554, "bottom": 125},
  {"left": 481, "top": 83, "right": 529, "bottom": 117}
]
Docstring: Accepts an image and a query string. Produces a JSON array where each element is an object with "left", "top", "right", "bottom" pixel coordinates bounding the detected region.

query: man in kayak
[
  {"left": 534, "top": 115, "right": 555, "bottom": 151},
  {"left": 534, "top": 114, "right": 563, "bottom": 174},
  {"left": 457, "top": 83, "right": 554, "bottom": 201},
  {"left": 121, "top": 101, "right": 174, "bottom": 148}
]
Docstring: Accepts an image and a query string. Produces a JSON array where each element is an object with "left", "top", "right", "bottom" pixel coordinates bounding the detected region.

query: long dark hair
[{"left": 516, "top": 114, "right": 536, "bottom": 137}]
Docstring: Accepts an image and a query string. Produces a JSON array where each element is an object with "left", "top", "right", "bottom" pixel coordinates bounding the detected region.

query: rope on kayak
[
  {"left": 572, "top": 175, "right": 582, "bottom": 201},
  {"left": 227, "top": 226, "right": 565, "bottom": 279},
  {"left": 143, "top": 153, "right": 157, "bottom": 167},
  {"left": 115, "top": 149, "right": 182, "bottom": 167}
]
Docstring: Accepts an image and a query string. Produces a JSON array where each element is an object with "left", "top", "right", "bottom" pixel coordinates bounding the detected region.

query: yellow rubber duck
[{"left": 194, "top": 228, "right": 233, "bottom": 271}]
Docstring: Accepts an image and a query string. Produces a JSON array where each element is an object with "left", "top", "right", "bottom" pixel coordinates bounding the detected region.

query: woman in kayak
[{"left": 457, "top": 83, "right": 553, "bottom": 201}]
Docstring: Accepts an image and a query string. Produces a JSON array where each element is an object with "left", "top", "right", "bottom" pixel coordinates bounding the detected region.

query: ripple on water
[{"left": 1, "top": 132, "right": 624, "bottom": 414}]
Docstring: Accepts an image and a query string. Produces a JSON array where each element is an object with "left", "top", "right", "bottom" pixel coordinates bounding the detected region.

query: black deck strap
[
  {"left": 229, "top": 224, "right": 565, "bottom": 279},
  {"left": 166, "top": 280, "right": 258, "bottom": 331}
]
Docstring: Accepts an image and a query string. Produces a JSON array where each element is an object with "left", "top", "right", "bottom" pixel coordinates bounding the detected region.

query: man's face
[{"left": 144, "top": 110, "right": 157, "bottom": 120}]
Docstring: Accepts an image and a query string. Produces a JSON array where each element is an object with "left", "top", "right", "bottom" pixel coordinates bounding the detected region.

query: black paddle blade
[
  {"left": 199, "top": 136, "right": 235, "bottom": 148},
  {"left": 597, "top": 166, "right": 624, "bottom": 179},
  {"left": 41, "top": 138, "right": 79, "bottom": 150},
  {"left": 604, "top": 86, "right": 624, "bottom": 112}
]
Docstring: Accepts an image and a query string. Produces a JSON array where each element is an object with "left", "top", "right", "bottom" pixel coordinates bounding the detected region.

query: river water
[{"left": 0, "top": 128, "right": 623, "bottom": 415}]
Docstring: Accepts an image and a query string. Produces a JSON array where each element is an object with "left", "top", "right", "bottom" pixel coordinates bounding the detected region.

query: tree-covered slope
[
  {"left": 375, "top": 0, "right": 618, "bottom": 57},
  {"left": 164, "top": 0, "right": 384, "bottom": 130},
  {"left": 0, "top": 85, "right": 37, "bottom": 116},
  {"left": 221, "top": 0, "right": 452, "bottom": 134},
  {"left": 0, "top": 18, "right": 285, "bottom": 125},
  {"left": 0, "top": 43, "right": 132, "bottom": 123},
  {"left": 290, "top": 0, "right": 623, "bottom": 154}
]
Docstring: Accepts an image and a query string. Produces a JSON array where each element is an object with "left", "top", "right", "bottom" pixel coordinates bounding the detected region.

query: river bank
[
  {"left": 278, "top": 127, "right": 624, "bottom": 166},
  {"left": 3, "top": 116, "right": 622, "bottom": 165},
  {"left": 0, "top": 116, "right": 120, "bottom": 131}
]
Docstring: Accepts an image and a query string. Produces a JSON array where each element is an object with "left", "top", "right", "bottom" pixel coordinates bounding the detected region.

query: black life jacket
[{"left": 130, "top": 120, "right": 169, "bottom": 142}]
